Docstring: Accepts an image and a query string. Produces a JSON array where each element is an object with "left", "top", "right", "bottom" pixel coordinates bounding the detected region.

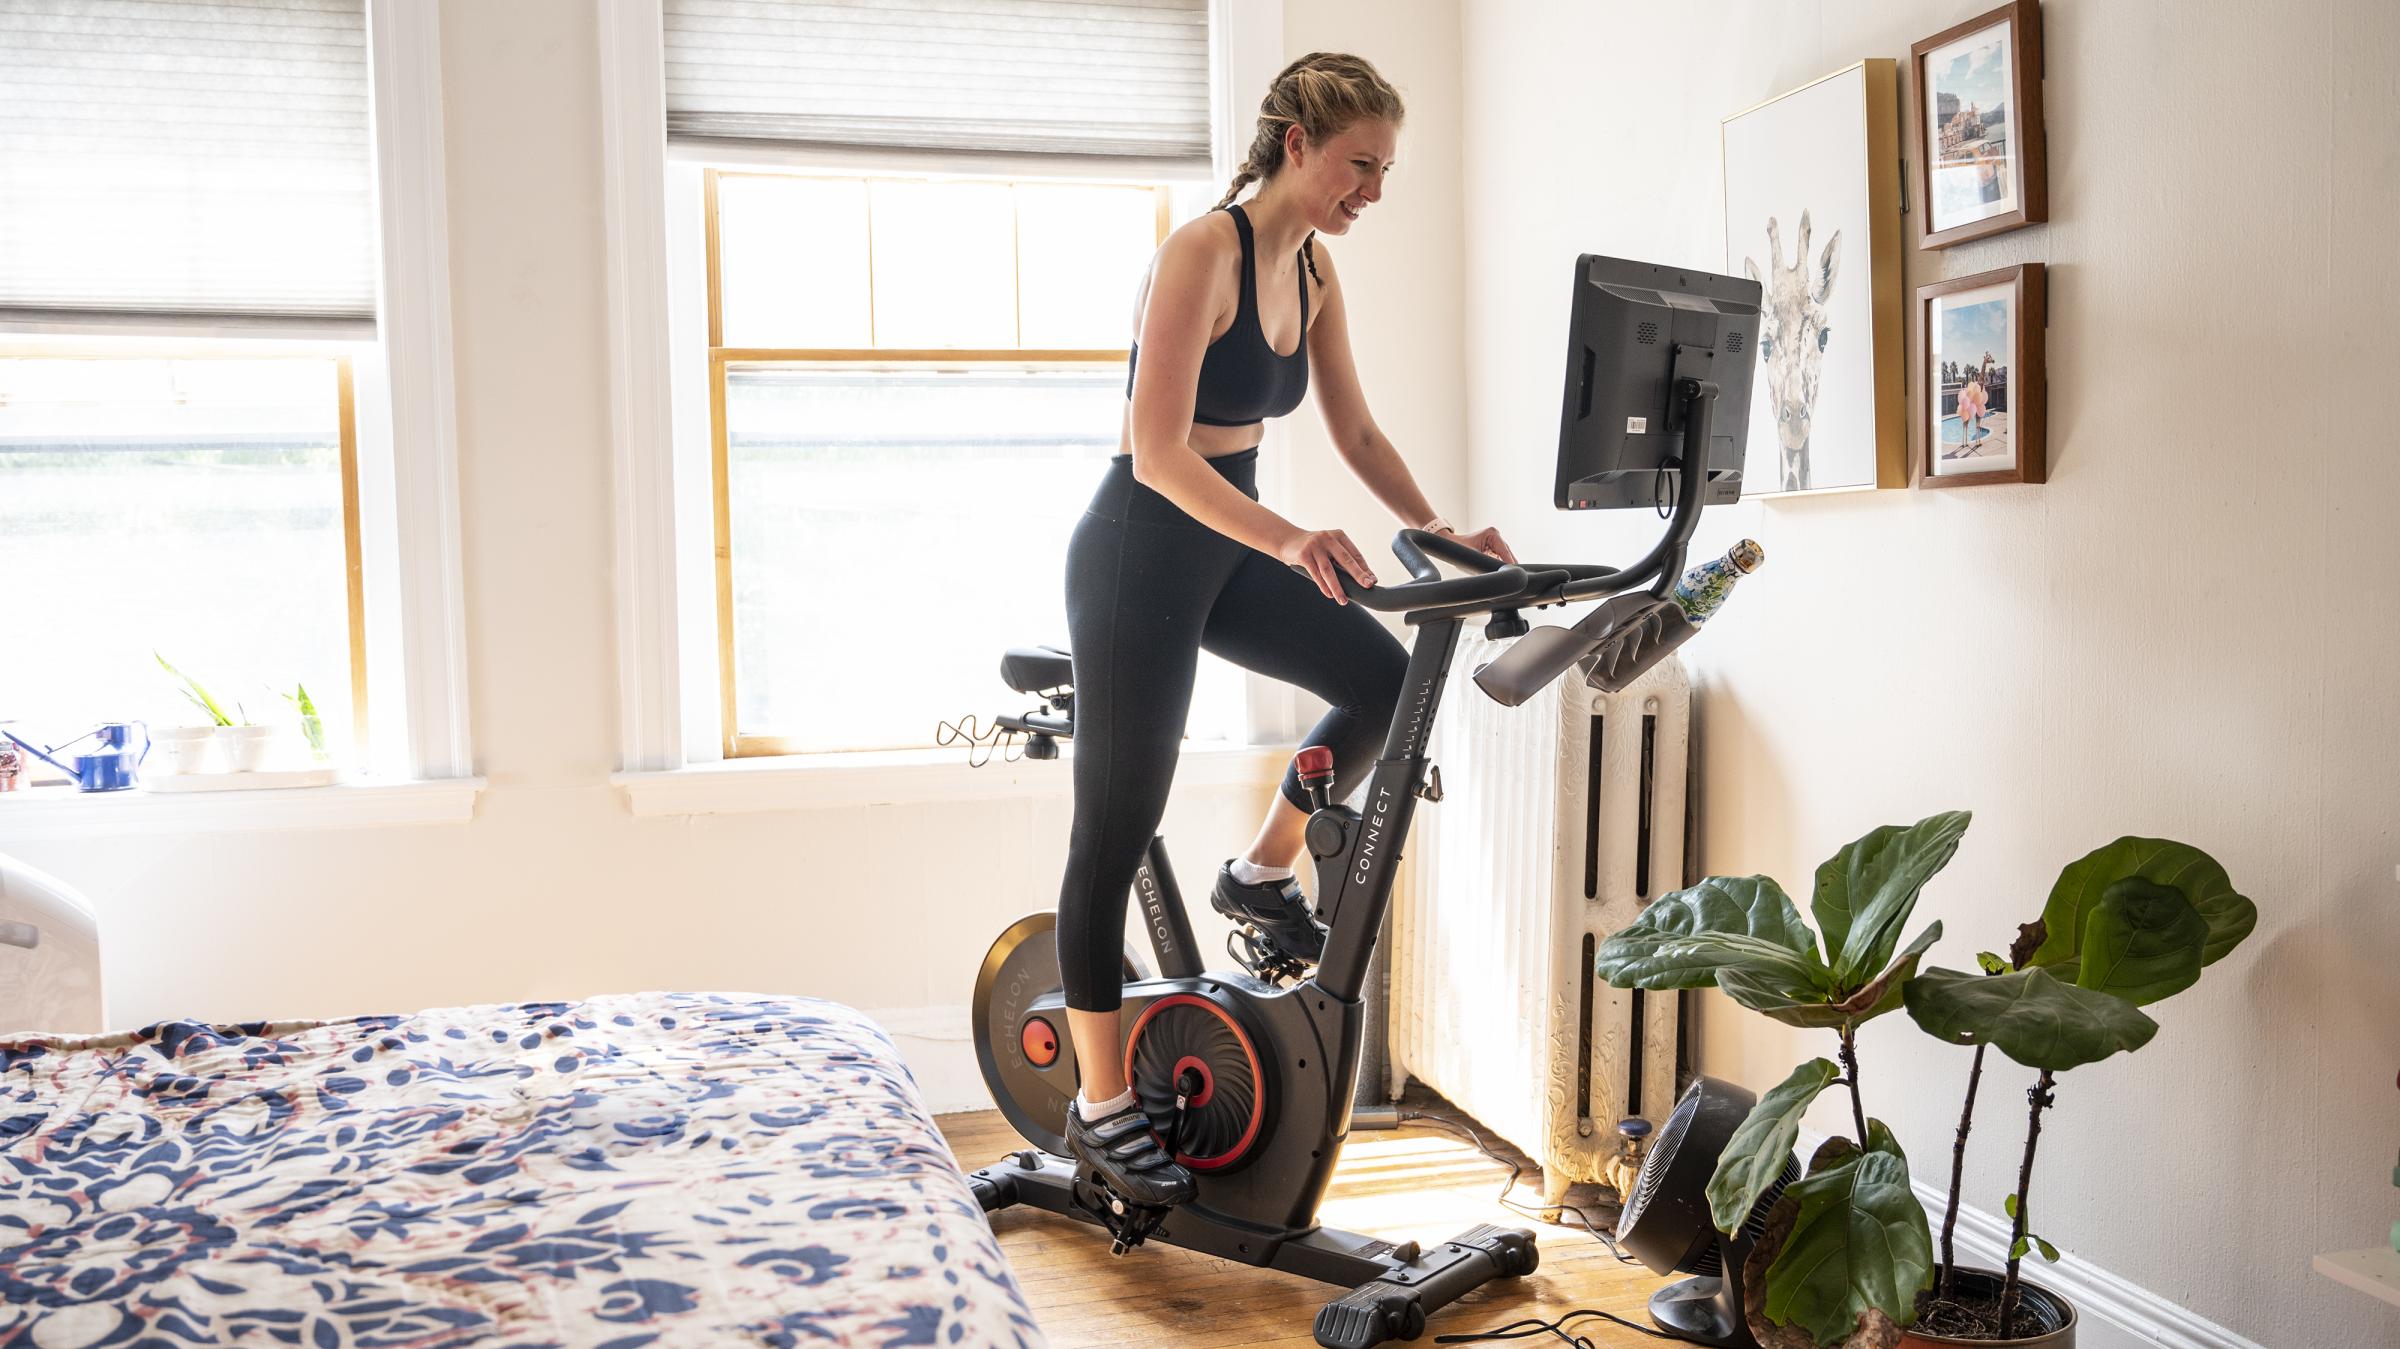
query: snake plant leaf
[
  {"left": 1812, "top": 812, "right": 1971, "bottom": 987},
  {"left": 2033, "top": 837, "right": 2256, "bottom": 969},
  {"left": 1706, "top": 1059, "right": 1839, "bottom": 1234},
  {"left": 1903, "top": 966, "right": 2159, "bottom": 1071},
  {"left": 1758, "top": 1119, "right": 1934, "bottom": 1344},
  {"left": 1594, "top": 876, "right": 1833, "bottom": 997},
  {"left": 2073, "top": 879, "right": 2208, "bottom": 1006}
]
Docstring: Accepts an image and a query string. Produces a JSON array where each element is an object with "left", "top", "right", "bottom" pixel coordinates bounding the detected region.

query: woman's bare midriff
[{"left": 1114, "top": 404, "right": 1264, "bottom": 460}]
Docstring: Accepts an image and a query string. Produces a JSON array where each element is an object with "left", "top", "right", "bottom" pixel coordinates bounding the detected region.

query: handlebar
[{"left": 1335, "top": 530, "right": 1535, "bottom": 614}]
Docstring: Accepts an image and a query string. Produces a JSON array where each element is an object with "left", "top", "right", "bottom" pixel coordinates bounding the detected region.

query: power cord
[
  {"left": 1435, "top": 1309, "right": 1675, "bottom": 1344},
  {"left": 934, "top": 713, "right": 1023, "bottom": 767},
  {"left": 1399, "top": 1112, "right": 1672, "bottom": 1347},
  {"left": 1398, "top": 1111, "right": 1639, "bottom": 1265}
]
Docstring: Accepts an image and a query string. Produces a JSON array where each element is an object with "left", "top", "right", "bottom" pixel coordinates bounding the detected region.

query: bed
[{"left": 0, "top": 992, "right": 1047, "bottom": 1348}]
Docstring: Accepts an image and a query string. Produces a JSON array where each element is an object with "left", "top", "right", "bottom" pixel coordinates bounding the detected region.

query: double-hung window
[
  {"left": 659, "top": 0, "right": 1244, "bottom": 758},
  {"left": 1, "top": 0, "right": 470, "bottom": 796},
  {"left": 0, "top": 0, "right": 374, "bottom": 771}
]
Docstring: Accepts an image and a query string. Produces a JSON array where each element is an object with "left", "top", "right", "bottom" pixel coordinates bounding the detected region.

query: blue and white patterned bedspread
[{"left": 0, "top": 993, "right": 1046, "bottom": 1348}]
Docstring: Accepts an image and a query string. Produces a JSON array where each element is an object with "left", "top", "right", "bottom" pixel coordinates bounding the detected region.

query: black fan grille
[
  {"left": 1619, "top": 1083, "right": 1699, "bottom": 1236},
  {"left": 1725, "top": 331, "right": 1744, "bottom": 353},
  {"left": 1685, "top": 1153, "right": 1801, "bottom": 1276}
]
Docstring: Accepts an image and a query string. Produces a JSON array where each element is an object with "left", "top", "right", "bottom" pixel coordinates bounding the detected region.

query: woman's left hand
[{"left": 1441, "top": 524, "right": 1519, "bottom": 566}]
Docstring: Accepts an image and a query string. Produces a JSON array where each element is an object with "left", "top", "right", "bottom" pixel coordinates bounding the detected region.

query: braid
[
  {"left": 1214, "top": 166, "right": 1259, "bottom": 211},
  {"left": 1303, "top": 235, "right": 1320, "bottom": 286}
]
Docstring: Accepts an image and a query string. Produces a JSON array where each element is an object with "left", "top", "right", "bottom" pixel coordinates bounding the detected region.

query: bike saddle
[{"left": 1000, "top": 646, "right": 1073, "bottom": 695}]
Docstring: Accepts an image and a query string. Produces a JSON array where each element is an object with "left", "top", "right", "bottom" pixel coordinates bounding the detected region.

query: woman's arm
[{"left": 1129, "top": 221, "right": 1379, "bottom": 598}]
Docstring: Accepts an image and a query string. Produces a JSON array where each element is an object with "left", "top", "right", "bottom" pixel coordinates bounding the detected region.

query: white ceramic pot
[
  {"left": 152, "top": 726, "right": 219, "bottom": 775},
  {"left": 215, "top": 724, "right": 278, "bottom": 772}
]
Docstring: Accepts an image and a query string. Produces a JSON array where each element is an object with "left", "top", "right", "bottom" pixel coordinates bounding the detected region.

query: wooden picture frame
[
  {"left": 1916, "top": 263, "right": 2046, "bottom": 488},
  {"left": 1720, "top": 59, "right": 1908, "bottom": 497},
  {"left": 1910, "top": 0, "right": 2047, "bottom": 250}
]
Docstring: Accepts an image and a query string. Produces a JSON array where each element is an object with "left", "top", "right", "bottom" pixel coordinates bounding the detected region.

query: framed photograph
[
  {"left": 1722, "top": 59, "right": 1907, "bottom": 498},
  {"left": 1915, "top": 263, "right": 2046, "bottom": 488},
  {"left": 1911, "top": 0, "right": 2048, "bottom": 249}
]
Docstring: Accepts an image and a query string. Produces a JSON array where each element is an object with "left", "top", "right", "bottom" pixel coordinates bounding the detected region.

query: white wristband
[{"left": 1420, "top": 516, "right": 1455, "bottom": 535}]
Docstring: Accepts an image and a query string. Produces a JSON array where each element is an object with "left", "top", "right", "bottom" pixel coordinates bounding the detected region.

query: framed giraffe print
[{"left": 1721, "top": 60, "right": 1907, "bottom": 497}]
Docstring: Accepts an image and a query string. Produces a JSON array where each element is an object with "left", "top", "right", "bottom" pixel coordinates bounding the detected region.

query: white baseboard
[
  {"left": 1794, "top": 1129, "right": 2264, "bottom": 1349},
  {"left": 862, "top": 1002, "right": 992, "bottom": 1117}
]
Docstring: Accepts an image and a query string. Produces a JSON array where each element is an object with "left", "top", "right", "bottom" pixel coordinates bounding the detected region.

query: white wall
[
  {"left": 0, "top": 0, "right": 1470, "bottom": 1114},
  {"left": 1459, "top": 1, "right": 2398, "bottom": 1344}
]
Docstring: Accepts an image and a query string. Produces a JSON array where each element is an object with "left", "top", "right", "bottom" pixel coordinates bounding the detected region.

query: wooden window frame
[{"left": 703, "top": 167, "right": 1170, "bottom": 759}]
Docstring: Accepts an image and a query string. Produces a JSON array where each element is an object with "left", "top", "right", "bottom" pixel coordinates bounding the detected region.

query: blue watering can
[{"left": 2, "top": 723, "right": 149, "bottom": 792}]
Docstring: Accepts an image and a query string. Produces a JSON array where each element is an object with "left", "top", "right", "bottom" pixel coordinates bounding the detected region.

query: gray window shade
[
  {"left": 664, "top": 0, "right": 1210, "bottom": 170},
  {"left": 0, "top": 0, "right": 375, "bottom": 332}
]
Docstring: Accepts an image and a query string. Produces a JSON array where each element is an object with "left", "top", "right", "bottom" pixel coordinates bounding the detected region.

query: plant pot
[
  {"left": 152, "top": 726, "right": 219, "bottom": 775},
  {"left": 215, "top": 724, "right": 278, "bottom": 773},
  {"left": 1902, "top": 1266, "right": 2076, "bottom": 1347}
]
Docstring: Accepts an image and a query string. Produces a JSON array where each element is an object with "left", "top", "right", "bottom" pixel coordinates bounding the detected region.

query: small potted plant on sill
[
  {"left": 1597, "top": 816, "right": 2257, "bottom": 1348},
  {"left": 1898, "top": 838, "right": 2257, "bottom": 1345},
  {"left": 154, "top": 653, "right": 276, "bottom": 772}
]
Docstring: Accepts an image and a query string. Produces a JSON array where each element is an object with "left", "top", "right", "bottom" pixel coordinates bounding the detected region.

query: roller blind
[
  {"left": 663, "top": 0, "right": 1211, "bottom": 171},
  {"left": 0, "top": 0, "right": 376, "bottom": 332}
]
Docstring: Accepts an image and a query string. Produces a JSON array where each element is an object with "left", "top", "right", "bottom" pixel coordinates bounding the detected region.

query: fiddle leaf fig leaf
[
  {"left": 1840, "top": 921, "right": 1944, "bottom": 1025},
  {"left": 1758, "top": 1121, "right": 1934, "bottom": 1344},
  {"left": 2035, "top": 1236, "right": 2060, "bottom": 1262},
  {"left": 1977, "top": 951, "right": 2008, "bottom": 975},
  {"left": 1812, "top": 811, "right": 1971, "bottom": 986},
  {"left": 1594, "top": 876, "right": 1833, "bottom": 997},
  {"left": 2034, "top": 837, "right": 2256, "bottom": 970},
  {"left": 2074, "top": 879, "right": 2208, "bottom": 1006},
  {"left": 1903, "top": 966, "right": 2159, "bottom": 1071},
  {"left": 1714, "top": 967, "right": 1851, "bottom": 1028},
  {"left": 1706, "top": 1059, "right": 1839, "bottom": 1235},
  {"left": 2003, "top": 1193, "right": 2019, "bottom": 1219},
  {"left": 2010, "top": 1236, "right": 2030, "bottom": 1262}
]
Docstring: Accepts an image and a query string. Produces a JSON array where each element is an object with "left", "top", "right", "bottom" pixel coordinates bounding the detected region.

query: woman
[{"left": 1055, "top": 52, "right": 1517, "bottom": 1208}]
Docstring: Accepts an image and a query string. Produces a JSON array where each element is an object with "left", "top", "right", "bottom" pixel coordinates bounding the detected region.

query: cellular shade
[
  {"left": 663, "top": 0, "right": 1211, "bottom": 171},
  {"left": 0, "top": 0, "right": 376, "bottom": 332}
]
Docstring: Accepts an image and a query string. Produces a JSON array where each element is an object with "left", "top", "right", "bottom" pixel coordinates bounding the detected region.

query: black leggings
[{"left": 1056, "top": 449, "right": 1407, "bottom": 1012}]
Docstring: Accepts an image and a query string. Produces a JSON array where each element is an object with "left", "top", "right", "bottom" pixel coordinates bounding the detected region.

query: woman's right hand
[{"left": 1279, "top": 529, "right": 1378, "bottom": 605}]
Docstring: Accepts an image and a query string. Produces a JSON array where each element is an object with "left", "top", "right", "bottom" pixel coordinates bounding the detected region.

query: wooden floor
[{"left": 937, "top": 1092, "right": 1675, "bottom": 1348}]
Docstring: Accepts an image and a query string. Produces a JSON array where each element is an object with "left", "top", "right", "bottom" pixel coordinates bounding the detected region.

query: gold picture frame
[{"left": 1721, "top": 59, "right": 1908, "bottom": 496}]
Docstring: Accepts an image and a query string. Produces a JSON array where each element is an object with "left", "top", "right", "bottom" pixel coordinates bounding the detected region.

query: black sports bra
[{"left": 1124, "top": 203, "right": 1310, "bottom": 428}]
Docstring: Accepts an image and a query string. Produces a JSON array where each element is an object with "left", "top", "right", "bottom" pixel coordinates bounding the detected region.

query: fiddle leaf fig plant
[
  {"left": 1905, "top": 836, "right": 2257, "bottom": 1338},
  {"left": 1596, "top": 810, "right": 1969, "bottom": 1343}
]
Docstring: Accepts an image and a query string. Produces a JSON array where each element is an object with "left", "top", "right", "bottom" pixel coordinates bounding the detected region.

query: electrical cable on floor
[
  {"left": 1398, "top": 1111, "right": 1640, "bottom": 1264},
  {"left": 1434, "top": 1308, "right": 1675, "bottom": 1344}
]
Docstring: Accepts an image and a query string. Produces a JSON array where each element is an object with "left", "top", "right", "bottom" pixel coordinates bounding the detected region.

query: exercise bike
[{"left": 967, "top": 257, "right": 1759, "bottom": 1348}]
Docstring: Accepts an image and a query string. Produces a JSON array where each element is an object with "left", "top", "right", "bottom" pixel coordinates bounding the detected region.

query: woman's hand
[
  {"left": 1280, "top": 528, "right": 1379, "bottom": 604},
  {"left": 1440, "top": 524, "right": 1520, "bottom": 566}
]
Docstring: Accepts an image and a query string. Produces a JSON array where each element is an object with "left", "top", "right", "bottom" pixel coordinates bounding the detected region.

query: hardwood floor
[{"left": 936, "top": 1092, "right": 1676, "bottom": 1348}]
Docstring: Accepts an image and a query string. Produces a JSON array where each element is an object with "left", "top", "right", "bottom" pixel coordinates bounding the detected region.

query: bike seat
[{"left": 1001, "top": 646, "right": 1074, "bottom": 695}]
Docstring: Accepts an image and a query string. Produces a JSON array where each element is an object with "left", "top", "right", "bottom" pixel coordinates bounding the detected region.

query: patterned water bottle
[{"left": 1671, "top": 539, "right": 1764, "bottom": 625}]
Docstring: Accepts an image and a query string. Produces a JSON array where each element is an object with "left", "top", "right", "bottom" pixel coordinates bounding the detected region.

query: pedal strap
[{"left": 1086, "top": 1107, "right": 1176, "bottom": 1174}]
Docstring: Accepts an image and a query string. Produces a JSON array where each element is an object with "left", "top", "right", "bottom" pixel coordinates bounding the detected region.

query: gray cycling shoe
[
  {"left": 1067, "top": 1098, "right": 1195, "bottom": 1211},
  {"left": 1210, "top": 862, "right": 1328, "bottom": 962}
]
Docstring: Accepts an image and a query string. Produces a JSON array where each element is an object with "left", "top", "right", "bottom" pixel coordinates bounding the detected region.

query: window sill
[
  {"left": 0, "top": 777, "right": 487, "bottom": 842},
  {"left": 612, "top": 742, "right": 1290, "bottom": 817}
]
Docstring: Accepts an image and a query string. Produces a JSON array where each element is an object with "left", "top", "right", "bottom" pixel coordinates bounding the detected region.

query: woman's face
[{"left": 1286, "top": 118, "right": 1398, "bottom": 237}]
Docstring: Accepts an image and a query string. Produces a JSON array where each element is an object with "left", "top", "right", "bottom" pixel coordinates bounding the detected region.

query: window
[
  {"left": 0, "top": 346, "right": 365, "bottom": 761},
  {"left": 704, "top": 169, "right": 1244, "bottom": 755},
  {"left": 0, "top": 0, "right": 473, "bottom": 790}
]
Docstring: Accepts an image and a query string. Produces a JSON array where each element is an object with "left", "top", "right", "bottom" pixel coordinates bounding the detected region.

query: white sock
[
  {"left": 1229, "top": 858, "right": 1295, "bottom": 887},
  {"left": 1079, "top": 1086, "right": 1136, "bottom": 1117}
]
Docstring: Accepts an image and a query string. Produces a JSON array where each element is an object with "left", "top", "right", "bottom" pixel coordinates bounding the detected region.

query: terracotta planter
[{"left": 1900, "top": 1266, "right": 2076, "bottom": 1348}]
